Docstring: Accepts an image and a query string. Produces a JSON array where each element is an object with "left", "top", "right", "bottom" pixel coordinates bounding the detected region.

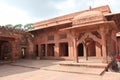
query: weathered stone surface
[
  {"left": 29, "top": 5, "right": 120, "bottom": 64},
  {"left": 0, "top": 26, "right": 34, "bottom": 61}
]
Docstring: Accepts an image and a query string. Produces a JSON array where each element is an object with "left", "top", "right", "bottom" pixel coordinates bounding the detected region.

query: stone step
[
  {"left": 42, "top": 65, "right": 105, "bottom": 75},
  {"left": 59, "top": 63, "right": 107, "bottom": 69}
]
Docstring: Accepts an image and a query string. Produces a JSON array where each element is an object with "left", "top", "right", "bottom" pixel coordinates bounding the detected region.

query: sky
[{"left": 0, "top": 0, "right": 120, "bottom": 25}]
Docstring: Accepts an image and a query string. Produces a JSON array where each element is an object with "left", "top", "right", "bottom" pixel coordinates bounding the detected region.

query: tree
[
  {"left": 24, "top": 23, "right": 33, "bottom": 31},
  {"left": 13, "top": 24, "right": 23, "bottom": 29},
  {"left": 4, "top": 23, "right": 33, "bottom": 31},
  {"left": 5, "top": 24, "right": 13, "bottom": 28}
]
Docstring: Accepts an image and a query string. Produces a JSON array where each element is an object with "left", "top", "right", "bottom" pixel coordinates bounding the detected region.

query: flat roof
[
  {"left": 29, "top": 5, "right": 111, "bottom": 32},
  {"left": 105, "top": 12, "right": 120, "bottom": 17},
  {"left": 60, "top": 21, "right": 116, "bottom": 31},
  {"left": 29, "top": 20, "right": 71, "bottom": 32}
]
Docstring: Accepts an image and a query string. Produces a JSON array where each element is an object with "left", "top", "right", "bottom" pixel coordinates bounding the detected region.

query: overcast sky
[{"left": 0, "top": 0, "right": 120, "bottom": 25}]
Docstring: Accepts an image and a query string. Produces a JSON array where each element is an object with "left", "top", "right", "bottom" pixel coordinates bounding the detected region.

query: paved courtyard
[{"left": 0, "top": 59, "right": 119, "bottom": 80}]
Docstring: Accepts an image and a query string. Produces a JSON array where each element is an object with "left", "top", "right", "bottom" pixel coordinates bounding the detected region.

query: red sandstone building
[
  {"left": 0, "top": 26, "right": 34, "bottom": 62},
  {"left": 1, "top": 5, "right": 120, "bottom": 63},
  {"left": 29, "top": 5, "right": 120, "bottom": 63}
]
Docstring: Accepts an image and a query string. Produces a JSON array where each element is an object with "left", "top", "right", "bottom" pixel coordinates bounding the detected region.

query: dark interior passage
[
  {"left": 0, "top": 41, "right": 12, "bottom": 60},
  {"left": 21, "top": 48, "right": 27, "bottom": 59},
  {"left": 35, "top": 45, "right": 39, "bottom": 57},
  {"left": 77, "top": 43, "right": 84, "bottom": 56},
  {"left": 59, "top": 43, "right": 68, "bottom": 56},
  {"left": 41, "top": 44, "right": 45, "bottom": 56},
  {"left": 47, "top": 44, "right": 55, "bottom": 56}
]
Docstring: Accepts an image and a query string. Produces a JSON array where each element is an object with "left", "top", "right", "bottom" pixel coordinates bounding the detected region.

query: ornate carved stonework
[
  {"left": 77, "top": 32, "right": 101, "bottom": 45},
  {"left": 73, "top": 11, "right": 106, "bottom": 25}
]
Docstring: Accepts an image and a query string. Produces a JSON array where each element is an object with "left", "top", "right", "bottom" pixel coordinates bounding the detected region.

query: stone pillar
[
  {"left": 73, "top": 37, "right": 78, "bottom": 63},
  {"left": 71, "top": 30, "right": 78, "bottom": 63},
  {"left": 55, "top": 43, "right": 59, "bottom": 57},
  {"left": 45, "top": 44, "right": 48, "bottom": 57},
  {"left": 83, "top": 45, "right": 86, "bottom": 57},
  {"left": 11, "top": 40, "right": 17, "bottom": 62},
  {"left": 112, "top": 30, "right": 118, "bottom": 55},
  {"left": 38, "top": 44, "right": 41, "bottom": 59},
  {"left": 100, "top": 28, "right": 107, "bottom": 63},
  {"left": 83, "top": 42, "right": 89, "bottom": 61},
  {"left": 96, "top": 43, "right": 102, "bottom": 58},
  {"left": 68, "top": 41, "right": 74, "bottom": 59},
  {"left": 86, "top": 46, "right": 88, "bottom": 60}
]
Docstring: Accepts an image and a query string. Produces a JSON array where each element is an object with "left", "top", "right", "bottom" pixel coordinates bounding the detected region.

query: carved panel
[
  {"left": 59, "top": 34, "right": 67, "bottom": 39},
  {"left": 92, "top": 31, "right": 101, "bottom": 39}
]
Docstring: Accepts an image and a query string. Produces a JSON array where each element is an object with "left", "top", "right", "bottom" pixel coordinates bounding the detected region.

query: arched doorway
[
  {"left": 0, "top": 41, "right": 12, "bottom": 60},
  {"left": 59, "top": 43, "right": 69, "bottom": 56},
  {"left": 21, "top": 47, "right": 27, "bottom": 59},
  {"left": 77, "top": 43, "right": 84, "bottom": 56}
]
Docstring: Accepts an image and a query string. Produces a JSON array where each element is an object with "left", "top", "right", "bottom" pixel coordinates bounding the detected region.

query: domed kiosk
[
  {"left": 73, "top": 11, "right": 106, "bottom": 26},
  {"left": 61, "top": 10, "right": 117, "bottom": 63}
]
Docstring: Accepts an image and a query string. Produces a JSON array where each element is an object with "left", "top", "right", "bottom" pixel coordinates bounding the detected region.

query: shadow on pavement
[{"left": 0, "top": 59, "right": 62, "bottom": 77}]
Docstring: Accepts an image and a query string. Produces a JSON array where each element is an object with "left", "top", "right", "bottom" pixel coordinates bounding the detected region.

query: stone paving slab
[
  {"left": 0, "top": 60, "right": 120, "bottom": 80},
  {"left": 11, "top": 59, "right": 107, "bottom": 68},
  {"left": 0, "top": 61, "right": 13, "bottom": 65},
  {"left": 0, "top": 69, "right": 120, "bottom": 80},
  {"left": 101, "top": 72, "right": 120, "bottom": 80},
  {"left": 11, "top": 59, "right": 61, "bottom": 68},
  {"left": 0, "top": 65, "right": 37, "bottom": 77},
  {"left": 0, "top": 70, "right": 101, "bottom": 80}
]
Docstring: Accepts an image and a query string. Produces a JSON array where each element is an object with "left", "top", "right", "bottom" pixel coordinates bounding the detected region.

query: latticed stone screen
[{"left": 48, "top": 35, "right": 54, "bottom": 41}]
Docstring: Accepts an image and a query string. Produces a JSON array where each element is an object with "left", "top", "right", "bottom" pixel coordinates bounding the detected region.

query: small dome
[{"left": 73, "top": 11, "right": 106, "bottom": 25}]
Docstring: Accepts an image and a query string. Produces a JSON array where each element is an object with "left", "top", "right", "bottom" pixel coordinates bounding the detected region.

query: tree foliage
[
  {"left": 5, "top": 23, "right": 33, "bottom": 31},
  {"left": 5, "top": 24, "right": 13, "bottom": 28},
  {"left": 24, "top": 23, "right": 33, "bottom": 31},
  {"left": 13, "top": 24, "right": 23, "bottom": 29}
]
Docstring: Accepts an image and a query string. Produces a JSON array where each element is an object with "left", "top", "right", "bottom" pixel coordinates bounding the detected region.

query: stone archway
[
  {"left": 77, "top": 32, "right": 101, "bottom": 46},
  {"left": 77, "top": 43, "right": 84, "bottom": 56},
  {"left": 76, "top": 32, "right": 102, "bottom": 60}
]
